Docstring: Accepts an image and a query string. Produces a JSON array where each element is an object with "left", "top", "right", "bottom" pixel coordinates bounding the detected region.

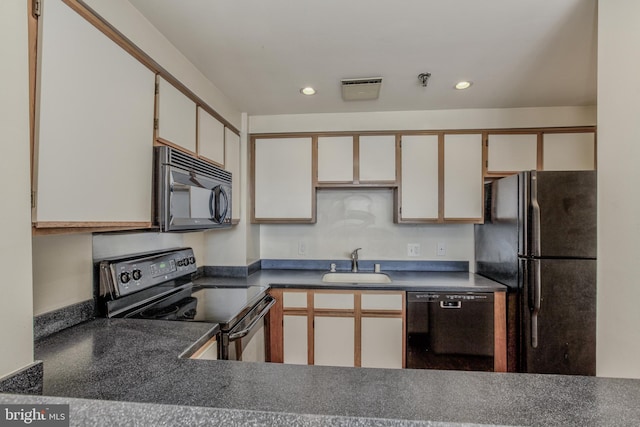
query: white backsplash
[{"left": 260, "top": 189, "right": 474, "bottom": 264}]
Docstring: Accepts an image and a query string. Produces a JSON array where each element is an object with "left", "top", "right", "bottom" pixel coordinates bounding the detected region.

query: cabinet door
[
  {"left": 157, "top": 76, "right": 197, "bottom": 153},
  {"left": 443, "top": 134, "right": 483, "bottom": 220},
  {"left": 359, "top": 135, "right": 397, "bottom": 182},
  {"left": 399, "top": 135, "right": 439, "bottom": 220},
  {"left": 314, "top": 316, "right": 355, "bottom": 367},
  {"left": 253, "top": 137, "right": 313, "bottom": 221},
  {"left": 317, "top": 136, "right": 354, "bottom": 183},
  {"left": 361, "top": 317, "right": 403, "bottom": 369},
  {"left": 283, "top": 315, "right": 308, "bottom": 364},
  {"left": 224, "top": 128, "right": 241, "bottom": 222},
  {"left": 487, "top": 134, "right": 538, "bottom": 173},
  {"left": 543, "top": 132, "right": 595, "bottom": 171},
  {"left": 197, "top": 107, "right": 225, "bottom": 166},
  {"left": 35, "top": 0, "right": 155, "bottom": 225},
  {"left": 190, "top": 336, "right": 218, "bottom": 360}
]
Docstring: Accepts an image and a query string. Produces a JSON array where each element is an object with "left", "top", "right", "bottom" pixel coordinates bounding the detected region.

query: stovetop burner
[{"left": 139, "top": 297, "right": 197, "bottom": 320}]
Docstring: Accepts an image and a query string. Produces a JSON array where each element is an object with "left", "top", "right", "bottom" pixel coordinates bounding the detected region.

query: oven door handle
[{"left": 228, "top": 296, "right": 276, "bottom": 341}]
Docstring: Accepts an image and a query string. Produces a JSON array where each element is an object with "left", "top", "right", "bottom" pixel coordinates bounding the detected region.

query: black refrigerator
[{"left": 475, "top": 170, "right": 596, "bottom": 375}]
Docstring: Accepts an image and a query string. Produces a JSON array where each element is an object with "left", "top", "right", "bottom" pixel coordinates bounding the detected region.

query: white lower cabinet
[
  {"left": 283, "top": 315, "right": 308, "bottom": 365},
  {"left": 276, "top": 289, "right": 405, "bottom": 368},
  {"left": 361, "top": 317, "right": 403, "bottom": 369},
  {"left": 314, "top": 316, "right": 355, "bottom": 367}
]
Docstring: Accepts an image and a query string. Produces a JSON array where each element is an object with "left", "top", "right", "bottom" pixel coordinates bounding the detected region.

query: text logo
[{"left": 0, "top": 405, "right": 69, "bottom": 427}]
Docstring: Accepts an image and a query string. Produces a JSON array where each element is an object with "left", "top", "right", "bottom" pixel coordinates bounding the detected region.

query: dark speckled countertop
[
  {"left": 193, "top": 270, "right": 507, "bottom": 292},
  {"left": 30, "top": 317, "right": 640, "bottom": 426}
]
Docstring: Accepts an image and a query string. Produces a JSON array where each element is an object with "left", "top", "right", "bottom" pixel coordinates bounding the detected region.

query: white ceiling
[{"left": 128, "top": 0, "right": 598, "bottom": 116}]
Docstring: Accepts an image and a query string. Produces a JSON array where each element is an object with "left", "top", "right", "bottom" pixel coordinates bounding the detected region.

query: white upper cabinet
[
  {"left": 487, "top": 134, "right": 538, "bottom": 173},
  {"left": 317, "top": 136, "right": 354, "bottom": 183},
  {"left": 253, "top": 137, "right": 313, "bottom": 221},
  {"left": 197, "top": 107, "right": 225, "bottom": 166},
  {"left": 444, "top": 134, "right": 483, "bottom": 220},
  {"left": 35, "top": 0, "right": 155, "bottom": 225},
  {"left": 543, "top": 132, "right": 596, "bottom": 171},
  {"left": 399, "top": 134, "right": 439, "bottom": 220},
  {"left": 359, "top": 135, "right": 397, "bottom": 182},
  {"left": 156, "top": 76, "right": 197, "bottom": 153}
]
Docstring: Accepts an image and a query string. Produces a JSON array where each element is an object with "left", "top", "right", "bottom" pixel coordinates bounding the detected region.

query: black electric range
[{"left": 96, "top": 247, "right": 274, "bottom": 360}]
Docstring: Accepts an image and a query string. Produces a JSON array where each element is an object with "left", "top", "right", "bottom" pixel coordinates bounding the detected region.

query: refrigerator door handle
[
  {"left": 531, "top": 259, "right": 542, "bottom": 348},
  {"left": 530, "top": 172, "right": 541, "bottom": 257}
]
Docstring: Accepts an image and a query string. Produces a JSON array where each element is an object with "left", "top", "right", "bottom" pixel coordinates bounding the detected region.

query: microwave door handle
[
  {"left": 227, "top": 297, "right": 276, "bottom": 341},
  {"left": 209, "top": 186, "right": 229, "bottom": 223}
]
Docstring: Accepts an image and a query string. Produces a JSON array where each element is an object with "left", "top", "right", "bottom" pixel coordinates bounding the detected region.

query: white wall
[
  {"left": 596, "top": 1, "right": 640, "bottom": 379},
  {"left": 0, "top": 1, "right": 34, "bottom": 377},
  {"left": 250, "top": 106, "right": 596, "bottom": 133},
  {"left": 261, "top": 190, "right": 473, "bottom": 263},
  {"left": 83, "top": 0, "right": 241, "bottom": 129}
]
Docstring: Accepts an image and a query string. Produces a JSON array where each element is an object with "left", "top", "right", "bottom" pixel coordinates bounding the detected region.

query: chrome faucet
[{"left": 351, "top": 248, "right": 361, "bottom": 272}]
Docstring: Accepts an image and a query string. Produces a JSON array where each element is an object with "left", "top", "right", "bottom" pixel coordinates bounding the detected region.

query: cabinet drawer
[
  {"left": 361, "top": 293, "right": 403, "bottom": 310},
  {"left": 283, "top": 291, "right": 308, "bottom": 308},
  {"left": 314, "top": 293, "right": 354, "bottom": 310}
]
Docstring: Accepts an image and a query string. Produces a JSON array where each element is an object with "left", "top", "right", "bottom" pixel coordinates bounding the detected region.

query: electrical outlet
[
  {"left": 298, "top": 241, "right": 306, "bottom": 256},
  {"left": 437, "top": 242, "right": 446, "bottom": 256},
  {"left": 408, "top": 243, "right": 421, "bottom": 257}
]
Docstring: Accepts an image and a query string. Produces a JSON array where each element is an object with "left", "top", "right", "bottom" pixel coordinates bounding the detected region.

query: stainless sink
[{"left": 322, "top": 272, "right": 392, "bottom": 284}]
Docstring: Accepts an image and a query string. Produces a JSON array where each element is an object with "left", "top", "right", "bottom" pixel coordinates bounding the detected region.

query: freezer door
[
  {"left": 474, "top": 173, "right": 522, "bottom": 289},
  {"left": 522, "top": 258, "right": 596, "bottom": 375},
  {"left": 529, "top": 171, "right": 596, "bottom": 258}
]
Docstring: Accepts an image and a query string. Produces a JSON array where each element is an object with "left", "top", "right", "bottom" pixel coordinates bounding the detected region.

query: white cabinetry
[
  {"left": 273, "top": 289, "right": 404, "bottom": 369},
  {"left": 34, "top": 0, "right": 155, "bottom": 227},
  {"left": 359, "top": 135, "right": 397, "bottom": 182},
  {"left": 361, "top": 317, "right": 403, "bottom": 369},
  {"left": 487, "top": 134, "right": 538, "bottom": 173},
  {"left": 443, "top": 134, "right": 483, "bottom": 220},
  {"left": 317, "top": 136, "right": 354, "bottom": 183},
  {"left": 156, "top": 76, "right": 197, "bottom": 153},
  {"left": 399, "top": 134, "right": 439, "bottom": 220},
  {"left": 224, "top": 128, "right": 241, "bottom": 223},
  {"left": 543, "top": 132, "right": 595, "bottom": 171},
  {"left": 197, "top": 107, "right": 225, "bottom": 166},
  {"left": 253, "top": 137, "right": 314, "bottom": 222}
]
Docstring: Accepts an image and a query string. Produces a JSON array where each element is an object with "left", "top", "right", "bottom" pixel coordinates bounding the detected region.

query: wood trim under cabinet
[
  {"left": 154, "top": 137, "right": 198, "bottom": 157},
  {"left": 493, "top": 291, "right": 507, "bottom": 373},
  {"left": 265, "top": 289, "right": 283, "bottom": 363}
]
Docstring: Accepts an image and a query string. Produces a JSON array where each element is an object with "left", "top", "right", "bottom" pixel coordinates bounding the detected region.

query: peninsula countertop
[{"left": 28, "top": 317, "right": 640, "bottom": 426}]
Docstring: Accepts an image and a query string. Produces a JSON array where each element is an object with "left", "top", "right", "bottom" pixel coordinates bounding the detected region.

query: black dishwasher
[{"left": 407, "top": 292, "right": 494, "bottom": 371}]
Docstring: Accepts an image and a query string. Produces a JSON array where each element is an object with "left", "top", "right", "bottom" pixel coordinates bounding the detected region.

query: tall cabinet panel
[
  {"left": 156, "top": 76, "right": 197, "bottom": 153},
  {"left": 443, "top": 134, "right": 483, "bottom": 220},
  {"left": 34, "top": 0, "right": 155, "bottom": 225},
  {"left": 253, "top": 137, "right": 314, "bottom": 221},
  {"left": 399, "top": 134, "right": 439, "bottom": 220}
]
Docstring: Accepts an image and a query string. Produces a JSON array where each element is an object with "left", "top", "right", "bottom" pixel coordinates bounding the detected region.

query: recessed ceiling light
[
  {"left": 455, "top": 81, "right": 472, "bottom": 90},
  {"left": 300, "top": 87, "right": 316, "bottom": 95}
]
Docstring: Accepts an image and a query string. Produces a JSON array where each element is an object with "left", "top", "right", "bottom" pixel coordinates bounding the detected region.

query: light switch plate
[
  {"left": 298, "top": 241, "right": 306, "bottom": 256},
  {"left": 437, "top": 242, "right": 446, "bottom": 256}
]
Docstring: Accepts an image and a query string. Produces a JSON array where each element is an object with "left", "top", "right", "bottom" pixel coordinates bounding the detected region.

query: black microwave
[{"left": 154, "top": 146, "right": 232, "bottom": 232}]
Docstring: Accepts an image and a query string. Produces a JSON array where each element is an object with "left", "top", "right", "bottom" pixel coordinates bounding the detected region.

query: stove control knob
[
  {"left": 189, "top": 256, "right": 195, "bottom": 265},
  {"left": 132, "top": 269, "right": 142, "bottom": 281},
  {"left": 176, "top": 259, "right": 183, "bottom": 267},
  {"left": 182, "top": 258, "right": 190, "bottom": 266},
  {"left": 120, "top": 271, "right": 131, "bottom": 284}
]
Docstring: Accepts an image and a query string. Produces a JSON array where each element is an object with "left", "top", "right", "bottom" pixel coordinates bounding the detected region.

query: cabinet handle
[{"left": 439, "top": 301, "right": 461, "bottom": 309}]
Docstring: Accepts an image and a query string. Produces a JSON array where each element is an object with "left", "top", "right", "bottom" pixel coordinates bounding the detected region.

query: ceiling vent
[{"left": 341, "top": 77, "right": 382, "bottom": 101}]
